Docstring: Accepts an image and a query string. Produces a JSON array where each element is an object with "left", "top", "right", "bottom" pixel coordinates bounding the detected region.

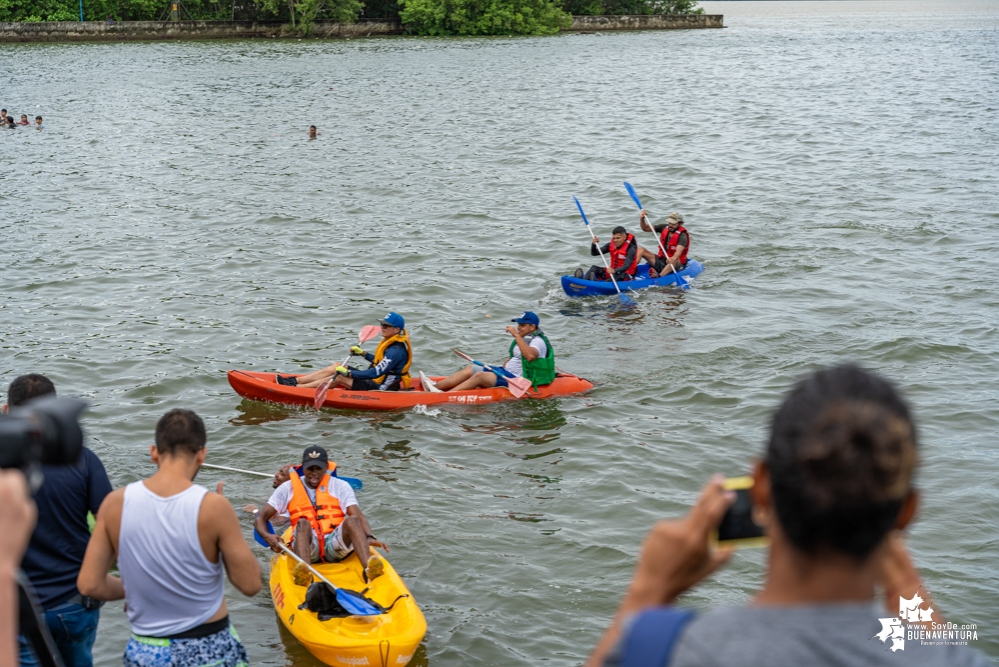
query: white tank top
[{"left": 118, "top": 481, "right": 224, "bottom": 637}]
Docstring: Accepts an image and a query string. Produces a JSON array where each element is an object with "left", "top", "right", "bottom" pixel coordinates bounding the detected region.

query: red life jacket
[
  {"left": 608, "top": 234, "right": 639, "bottom": 276},
  {"left": 658, "top": 225, "right": 690, "bottom": 265}
]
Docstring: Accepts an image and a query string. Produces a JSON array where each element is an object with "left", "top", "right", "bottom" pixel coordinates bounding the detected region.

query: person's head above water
[
  {"left": 19, "top": 114, "right": 27, "bottom": 124},
  {"left": 300, "top": 445, "right": 330, "bottom": 488},
  {"left": 378, "top": 312, "right": 405, "bottom": 337},
  {"left": 760, "top": 364, "right": 918, "bottom": 562},
  {"left": 308, "top": 125, "right": 317, "bottom": 138},
  {"left": 35, "top": 116, "right": 42, "bottom": 126}
]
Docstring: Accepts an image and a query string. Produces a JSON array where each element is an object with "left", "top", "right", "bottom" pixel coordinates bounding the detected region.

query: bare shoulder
[
  {"left": 200, "top": 490, "right": 238, "bottom": 520},
  {"left": 99, "top": 487, "right": 126, "bottom": 515}
]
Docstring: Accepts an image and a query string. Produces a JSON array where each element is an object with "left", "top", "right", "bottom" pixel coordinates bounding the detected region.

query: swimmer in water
[
  {"left": 4, "top": 117, "right": 15, "bottom": 129},
  {"left": 309, "top": 125, "right": 318, "bottom": 139},
  {"left": 35, "top": 116, "right": 43, "bottom": 129},
  {"left": 0, "top": 109, "right": 7, "bottom": 123},
  {"left": 18, "top": 114, "right": 29, "bottom": 126}
]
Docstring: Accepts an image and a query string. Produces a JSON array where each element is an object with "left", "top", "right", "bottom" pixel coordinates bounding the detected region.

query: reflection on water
[{"left": 229, "top": 399, "right": 299, "bottom": 426}]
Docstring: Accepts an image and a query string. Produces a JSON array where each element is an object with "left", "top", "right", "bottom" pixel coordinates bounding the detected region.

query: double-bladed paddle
[
  {"left": 623, "top": 182, "right": 686, "bottom": 286},
  {"left": 314, "top": 325, "right": 382, "bottom": 410},
  {"left": 573, "top": 196, "right": 636, "bottom": 307},
  {"left": 450, "top": 348, "right": 533, "bottom": 398}
]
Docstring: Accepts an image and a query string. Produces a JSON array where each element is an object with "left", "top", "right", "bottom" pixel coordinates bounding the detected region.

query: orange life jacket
[
  {"left": 288, "top": 463, "right": 345, "bottom": 560},
  {"left": 608, "top": 233, "right": 639, "bottom": 276},
  {"left": 658, "top": 225, "right": 690, "bottom": 265}
]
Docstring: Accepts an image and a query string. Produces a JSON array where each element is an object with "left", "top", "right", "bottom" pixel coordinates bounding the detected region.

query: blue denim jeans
[{"left": 18, "top": 602, "right": 100, "bottom": 667}]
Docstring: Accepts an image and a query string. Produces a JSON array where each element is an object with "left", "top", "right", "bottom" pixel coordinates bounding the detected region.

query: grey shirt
[
  {"left": 604, "top": 603, "right": 995, "bottom": 667},
  {"left": 669, "top": 603, "right": 991, "bottom": 667}
]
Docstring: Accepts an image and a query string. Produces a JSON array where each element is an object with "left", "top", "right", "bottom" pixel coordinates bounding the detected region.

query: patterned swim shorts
[{"left": 123, "top": 623, "right": 248, "bottom": 667}]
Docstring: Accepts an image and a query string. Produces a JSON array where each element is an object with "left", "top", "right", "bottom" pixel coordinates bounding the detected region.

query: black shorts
[
  {"left": 351, "top": 378, "right": 401, "bottom": 392},
  {"left": 654, "top": 257, "right": 687, "bottom": 274}
]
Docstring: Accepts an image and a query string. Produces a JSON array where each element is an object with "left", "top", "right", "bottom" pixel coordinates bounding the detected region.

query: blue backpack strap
[{"left": 619, "top": 606, "right": 695, "bottom": 667}]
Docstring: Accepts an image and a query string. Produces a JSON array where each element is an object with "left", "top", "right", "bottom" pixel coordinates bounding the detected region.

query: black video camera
[{"left": 0, "top": 396, "right": 87, "bottom": 480}]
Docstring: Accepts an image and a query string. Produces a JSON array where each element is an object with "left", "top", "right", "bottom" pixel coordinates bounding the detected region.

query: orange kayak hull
[{"left": 227, "top": 370, "right": 595, "bottom": 411}]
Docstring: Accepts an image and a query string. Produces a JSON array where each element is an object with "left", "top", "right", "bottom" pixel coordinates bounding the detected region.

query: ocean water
[{"left": 2, "top": 0, "right": 998, "bottom": 663}]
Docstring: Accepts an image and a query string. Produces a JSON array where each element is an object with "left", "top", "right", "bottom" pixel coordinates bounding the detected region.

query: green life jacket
[{"left": 509, "top": 331, "right": 556, "bottom": 389}]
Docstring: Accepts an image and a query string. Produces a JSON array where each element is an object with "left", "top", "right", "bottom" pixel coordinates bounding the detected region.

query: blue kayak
[{"left": 560, "top": 260, "right": 704, "bottom": 297}]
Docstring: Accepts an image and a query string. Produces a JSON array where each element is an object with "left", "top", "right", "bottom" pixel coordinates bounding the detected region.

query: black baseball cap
[{"left": 302, "top": 445, "right": 329, "bottom": 469}]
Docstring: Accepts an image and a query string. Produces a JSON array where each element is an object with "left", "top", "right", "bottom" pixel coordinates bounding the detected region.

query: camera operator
[
  {"left": 588, "top": 365, "right": 990, "bottom": 667},
  {"left": 3, "top": 374, "right": 112, "bottom": 667},
  {"left": 1, "top": 469, "right": 37, "bottom": 667}
]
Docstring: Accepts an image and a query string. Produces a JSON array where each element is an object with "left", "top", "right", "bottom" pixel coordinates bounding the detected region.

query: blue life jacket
[{"left": 618, "top": 606, "right": 695, "bottom": 667}]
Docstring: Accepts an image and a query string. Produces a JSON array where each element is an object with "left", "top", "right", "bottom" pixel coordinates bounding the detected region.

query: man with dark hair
[
  {"left": 589, "top": 365, "right": 991, "bottom": 667},
  {"left": 3, "top": 374, "right": 112, "bottom": 667},
  {"left": 78, "top": 408, "right": 261, "bottom": 667},
  {"left": 577, "top": 226, "right": 639, "bottom": 282}
]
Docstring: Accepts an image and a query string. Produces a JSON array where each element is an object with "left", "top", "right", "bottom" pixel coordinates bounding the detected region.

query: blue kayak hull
[{"left": 560, "top": 260, "right": 704, "bottom": 297}]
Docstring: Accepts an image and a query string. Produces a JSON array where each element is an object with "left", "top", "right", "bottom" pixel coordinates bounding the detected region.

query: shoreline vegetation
[{"left": 0, "top": 0, "right": 702, "bottom": 35}]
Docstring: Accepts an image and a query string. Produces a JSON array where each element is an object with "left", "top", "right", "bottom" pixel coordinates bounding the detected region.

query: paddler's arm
[
  {"left": 639, "top": 210, "right": 654, "bottom": 233},
  {"left": 207, "top": 493, "right": 261, "bottom": 596},
  {"left": 348, "top": 345, "right": 406, "bottom": 381},
  {"left": 254, "top": 503, "right": 283, "bottom": 553},
  {"left": 666, "top": 234, "right": 687, "bottom": 269},
  {"left": 78, "top": 489, "right": 125, "bottom": 601},
  {"left": 623, "top": 243, "right": 637, "bottom": 269},
  {"left": 506, "top": 326, "right": 539, "bottom": 361},
  {"left": 586, "top": 477, "right": 733, "bottom": 667},
  {"left": 346, "top": 505, "right": 388, "bottom": 551}
]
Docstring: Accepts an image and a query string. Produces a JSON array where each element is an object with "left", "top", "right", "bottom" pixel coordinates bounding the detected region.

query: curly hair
[{"left": 767, "top": 365, "right": 917, "bottom": 560}]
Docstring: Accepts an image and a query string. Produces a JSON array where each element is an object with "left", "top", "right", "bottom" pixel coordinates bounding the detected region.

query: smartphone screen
[{"left": 714, "top": 476, "right": 769, "bottom": 550}]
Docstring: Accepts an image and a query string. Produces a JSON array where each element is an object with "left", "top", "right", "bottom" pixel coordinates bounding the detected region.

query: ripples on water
[{"left": 3, "top": 0, "right": 998, "bottom": 663}]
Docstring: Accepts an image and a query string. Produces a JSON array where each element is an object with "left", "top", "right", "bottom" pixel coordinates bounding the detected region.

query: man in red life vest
[
  {"left": 636, "top": 211, "right": 690, "bottom": 278},
  {"left": 578, "top": 226, "right": 640, "bottom": 282},
  {"left": 254, "top": 446, "right": 388, "bottom": 586}
]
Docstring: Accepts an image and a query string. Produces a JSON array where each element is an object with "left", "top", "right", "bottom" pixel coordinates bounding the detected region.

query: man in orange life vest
[
  {"left": 254, "top": 446, "right": 388, "bottom": 585},
  {"left": 636, "top": 211, "right": 690, "bottom": 278},
  {"left": 578, "top": 226, "right": 639, "bottom": 282}
]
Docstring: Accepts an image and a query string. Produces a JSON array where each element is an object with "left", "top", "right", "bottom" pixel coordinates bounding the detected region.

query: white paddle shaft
[
  {"left": 201, "top": 463, "right": 270, "bottom": 478},
  {"left": 586, "top": 226, "right": 626, "bottom": 296}
]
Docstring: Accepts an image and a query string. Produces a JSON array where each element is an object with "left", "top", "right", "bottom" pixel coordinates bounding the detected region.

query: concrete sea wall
[{"left": 0, "top": 14, "right": 722, "bottom": 42}]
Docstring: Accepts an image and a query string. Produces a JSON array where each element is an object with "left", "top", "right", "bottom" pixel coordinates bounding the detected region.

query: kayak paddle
[
  {"left": 573, "top": 196, "right": 636, "bottom": 307},
  {"left": 314, "top": 325, "right": 383, "bottom": 410},
  {"left": 252, "top": 522, "right": 382, "bottom": 616},
  {"left": 201, "top": 462, "right": 363, "bottom": 491},
  {"left": 623, "top": 182, "right": 685, "bottom": 286},
  {"left": 450, "top": 348, "right": 533, "bottom": 398}
]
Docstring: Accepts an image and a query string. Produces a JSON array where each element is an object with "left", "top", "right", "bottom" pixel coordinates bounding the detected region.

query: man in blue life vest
[
  {"left": 254, "top": 446, "right": 388, "bottom": 586},
  {"left": 576, "top": 226, "right": 640, "bottom": 282},
  {"left": 278, "top": 312, "right": 413, "bottom": 391},
  {"left": 636, "top": 211, "right": 690, "bottom": 278},
  {"left": 5, "top": 374, "right": 113, "bottom": 667},
  {"left": 421, "top": 312, "right": 556, "bottom": 392}
]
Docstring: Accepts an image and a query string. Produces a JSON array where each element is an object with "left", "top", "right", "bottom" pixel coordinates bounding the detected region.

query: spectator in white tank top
[{"left": 77, "top": 409, "right": 261, "bottom": 667}]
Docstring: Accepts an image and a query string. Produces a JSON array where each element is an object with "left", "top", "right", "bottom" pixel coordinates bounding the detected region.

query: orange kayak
[{"left": 227, "top": 370, "right": 595, "bottom": 411}]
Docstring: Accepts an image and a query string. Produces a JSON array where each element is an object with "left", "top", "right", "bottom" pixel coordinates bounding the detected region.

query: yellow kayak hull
[{"left": 269, "top": 547, "right": 427, "bottom": 667}]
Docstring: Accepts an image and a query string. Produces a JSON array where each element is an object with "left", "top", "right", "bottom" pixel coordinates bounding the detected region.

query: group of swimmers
[
  {"left": 577, "top": 209, "right": 690, "bottom": 282},
  {"left": 1, "top": 109, "right": 43, "bottom": 129}
]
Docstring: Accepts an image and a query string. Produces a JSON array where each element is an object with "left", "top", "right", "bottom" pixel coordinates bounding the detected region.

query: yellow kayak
[{"left": 268, "top": 539, "right": 427, "bottom": 667}]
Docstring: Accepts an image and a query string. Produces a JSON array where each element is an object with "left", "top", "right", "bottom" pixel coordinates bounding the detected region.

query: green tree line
[{"left": 0, "top": 0, "right": 699, "bottom": 35}]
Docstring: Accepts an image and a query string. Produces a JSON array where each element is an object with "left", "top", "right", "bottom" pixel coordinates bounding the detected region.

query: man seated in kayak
[
  {"left": 421, "top": 312, "right": 555, "bottom": 392},
  {"left": 636, "top": 211, "right": 690, "bottom": 278},
  {"left": 277, "top": 312, "right": 413, "bottom": 391},
  {"left": 575, "top": 226, "right": 639, "bottom": 282},
  {"left": 254, "top": 446, "right": 388, "bottom": 586}
]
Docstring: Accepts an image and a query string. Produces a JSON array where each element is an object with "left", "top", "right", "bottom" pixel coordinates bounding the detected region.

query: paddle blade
[
  {"left": 253, "top": 521, "right": 276, "bottom": 548},
  {"left": 618, "top": 292, "right": 636, "bottom": 307},
  {"left": 358, "top": 325, "right": 381, "bottom": 343},
  {"left": 573, "top": 196, "right": 591, "bottom": 226},
  {"left": 624, "top": 182, "right": 643, "bottom": 210},
  {"left": 507, "top": 376, "right": 533, "bottom": 399},
  {"left": 314, "top": 379, "right": 332, "bottom": 410},
  {"left": 336, "top": 589, "right": 383, "bottom": 616}
]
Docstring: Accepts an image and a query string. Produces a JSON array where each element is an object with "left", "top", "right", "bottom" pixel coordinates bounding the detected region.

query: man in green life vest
[{"left": 422, "top": 312, "right": 556, "bottom": 392}]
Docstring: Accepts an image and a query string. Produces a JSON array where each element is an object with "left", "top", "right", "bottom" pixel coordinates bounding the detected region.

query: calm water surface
[{"left": 3, "top": 0, "right": 998, "bottom": 663}]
